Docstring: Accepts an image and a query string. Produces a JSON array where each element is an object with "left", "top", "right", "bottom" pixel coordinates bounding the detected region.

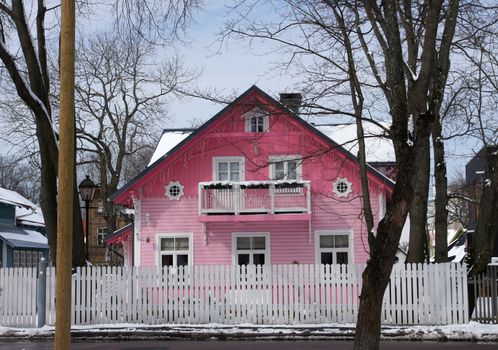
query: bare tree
[
  {"left": 0, "top": 0, "right": 200, "bottom": 265},
  {"left": 0, "top": 154, "right": 41, "bottom": 203},
  {"left": 447, "top": 173, "right": 471, "bottom": 228},
  {"left": 75, "top": 32, "right": 196, "bottom": 234},
  {"left": 220, "top": 1, "right": 494, "bottom": 348},
  {"left": 0, "top": 0, "right": 84, "bottom": 264}
]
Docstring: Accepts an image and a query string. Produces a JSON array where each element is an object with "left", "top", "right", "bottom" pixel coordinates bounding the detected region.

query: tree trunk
[
  {"left": 354, "top": 262, "right": 388, "bottom": 350},
  {"left": 406, "top": 137, "right": 430, "bottom": 263},
  {"left": 72, "top": 180, "right": 86, "bottom": 266},
  {"left": 354, "top": 190, "right": 411, "bottom": 350},
  {"left": 38, "top": 138, "right": 58, "bottom": 264},
  {"left": 432, "top": 120, "right": 449, "bottom": 262},
  {"left": 469, "top": 151, "right": 498, "bottom": 275},
  {"left": 35, "top": 109, "right": 85, "bottom": 266}
]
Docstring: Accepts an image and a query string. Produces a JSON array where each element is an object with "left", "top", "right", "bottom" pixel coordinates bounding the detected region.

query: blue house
[{"left": 0, "top": 187, "right": 48, "bottom": 267}]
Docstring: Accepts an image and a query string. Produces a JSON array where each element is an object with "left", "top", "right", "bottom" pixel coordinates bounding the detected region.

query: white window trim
[
  {"left": 212, "top": 156, "right": 245, "bottom": 181},
  {"left": 243, "top": 107, "right": 269, "bottom": 133},
  {"left": 165, "top": 181, "right": 185, "bottom": 201},
  {"left": 156, "top": 232, "right": 194, "bottom": 267},
  {"left": 315, "top": 229, "right": 354, "bottom": 265},
  {"left": 97, "top": 227, "right": 107, "bottom": 246},
  {"left": 269, "top": 155, "right": 303, "bottom": 180},
  {"left": 333, "top": 177, "right": 353, "bottom": 198},
  {"left": 232, "top": 232, "right": 271, "bottom": 266}
]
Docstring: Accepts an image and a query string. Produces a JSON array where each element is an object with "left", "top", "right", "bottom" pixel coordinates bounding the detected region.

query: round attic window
[
  {"left": 165, "top": 181, "right": 184, "bottom": 201},
  {"left": 333, "top": 178, "right": 352, "bottom": 198}
]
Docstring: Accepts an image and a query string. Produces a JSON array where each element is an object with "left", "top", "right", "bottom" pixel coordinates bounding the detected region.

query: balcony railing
[{"left": 198, "top": 180, "right": 311, "bottom": 215}]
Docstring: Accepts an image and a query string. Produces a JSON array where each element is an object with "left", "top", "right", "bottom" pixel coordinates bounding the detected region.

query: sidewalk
[{"left": 1, "top": 323, "right": 497, "bottom": 342}]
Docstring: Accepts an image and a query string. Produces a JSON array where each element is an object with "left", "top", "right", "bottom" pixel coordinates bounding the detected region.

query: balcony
[{"left": 198, "top": 180, "right": 311, "bottom": 218}]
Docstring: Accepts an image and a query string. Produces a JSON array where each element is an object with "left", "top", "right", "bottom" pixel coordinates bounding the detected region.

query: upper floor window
[
  {"left": 213, "top": 157, "right": 245, "bottom": 182},
  {"left": 244, "top": 108, "right": 268, "bottom": 133},
  {"left": 269, "top": 156, "right": 302, "bottom": 181}
]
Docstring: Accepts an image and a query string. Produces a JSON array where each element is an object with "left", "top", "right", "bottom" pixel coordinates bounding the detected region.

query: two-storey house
[
  {"left": 0, "top": 187, "right": 48, "bottom": 267},
  {"left": 109, "top": 86, "right": 394, "bottom": 267}
]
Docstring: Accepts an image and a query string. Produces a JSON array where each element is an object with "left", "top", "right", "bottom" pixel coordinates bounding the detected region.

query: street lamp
[{"left": 78, "top": 175, "right": 97, "bottom": 262}]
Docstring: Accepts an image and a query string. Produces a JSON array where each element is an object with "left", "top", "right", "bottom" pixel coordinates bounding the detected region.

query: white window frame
[
  {"left": 97, "top": 227, "right": 107, "bottom": 246},
  {"left": 156, "top": 232, "right": 194, "bottom": 268},
  {"left": 315, "top": 229, "right": 354, "bottom": 265},
  {"left": 213, "top": 156, "right": 245, "bottom": 181},
  {"left": 269, "top": 155, "right": 302, "bottom": 181},
  {"left": 232, "top": 232, "right": 270, "bottom": 266},
  {"left": 243, "top": 107, "right": 269, "bottom": 133}
]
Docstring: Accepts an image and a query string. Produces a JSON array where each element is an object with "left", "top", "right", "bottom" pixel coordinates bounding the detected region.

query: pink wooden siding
[{"left": 116, "top": 88, "right": 392, "bottom": 266}]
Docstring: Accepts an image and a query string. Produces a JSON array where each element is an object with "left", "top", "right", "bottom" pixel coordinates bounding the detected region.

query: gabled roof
[
  {"left": 110, "top": 85, "right": 394, "bottom": 204},
  {"left": 0, "top": 187, "right": 45, "bottom": 227}
]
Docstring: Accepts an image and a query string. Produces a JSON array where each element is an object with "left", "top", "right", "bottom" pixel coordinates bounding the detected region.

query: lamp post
[{"left": 79, "top": 175, "right": 97, "bottom": 262}]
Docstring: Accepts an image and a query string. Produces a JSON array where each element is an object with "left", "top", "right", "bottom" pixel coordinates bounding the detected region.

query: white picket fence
[
  {"left": 0, "top": 263, "right": 469, "bottom": 327},
  {"left": 0, "top": 267, "right": 38, "bottom": 327}
]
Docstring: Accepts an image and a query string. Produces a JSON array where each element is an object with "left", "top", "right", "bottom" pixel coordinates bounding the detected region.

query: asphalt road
[{"left": 1, "top": 341, "right": 497, "bottom": 350}]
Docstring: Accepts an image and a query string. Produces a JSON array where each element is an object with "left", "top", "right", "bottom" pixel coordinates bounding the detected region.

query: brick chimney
[{"left": 279, "top": 93, "right": 302, "bottom": 114}]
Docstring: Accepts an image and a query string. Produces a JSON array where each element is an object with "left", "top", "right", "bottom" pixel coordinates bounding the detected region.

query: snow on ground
[{"left": 1, "top": 322, "right": 497, "bottom": 341}]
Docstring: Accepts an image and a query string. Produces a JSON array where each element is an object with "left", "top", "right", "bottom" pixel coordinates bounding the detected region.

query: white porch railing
[{"left": 198, "top": 180, "right": 311, "bottom": 215}]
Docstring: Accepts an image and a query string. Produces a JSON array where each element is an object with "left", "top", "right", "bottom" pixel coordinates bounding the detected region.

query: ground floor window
[
  {"left": 13, "top": 250, "right": 44, "bottom": 268},
  {"left": 315, "top": 230, "right": 353, "bottom": 265},
  {"left": 233, "top": 233, "right": 269, "bottom": 266},
  {"left": 158, "top": 234, "right": 192, "bottom": 267}
]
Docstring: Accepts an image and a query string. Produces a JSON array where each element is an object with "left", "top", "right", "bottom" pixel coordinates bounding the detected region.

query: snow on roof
[
  {"left": 0, "top": 187, "right": 37, "bottom": 209},
  {"left": 0, "top": 187, "right": 44, "bottom": 226},
  {"left": 0, "top": 226, "right": 48, "bottom": 249},
  {"left": 315, "top": 123, "right": 395, "bottom": 162},
  {"left": 16, "top": 205, "right": 45, "bottom": 227},
  {"left": 148, "top": 131, "right": 193, "bottom": 166},
  {"left": 148, "top": 124, "right": 394, "bottom": 169},
  {"left": 448, "top": 244, "right": 466, "bottom": 263}
]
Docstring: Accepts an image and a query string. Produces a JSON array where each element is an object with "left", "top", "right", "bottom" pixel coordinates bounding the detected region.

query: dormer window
[
  {"left": 250, "top": 115, "right": 265, "bottom": 132},
  {"left": 244, "top": 108, "right": 268, "bottom": 133}
]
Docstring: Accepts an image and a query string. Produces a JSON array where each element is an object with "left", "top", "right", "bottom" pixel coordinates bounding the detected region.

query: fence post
[{"left": 37, "top": 257, "right": 47, "bottom": 327}]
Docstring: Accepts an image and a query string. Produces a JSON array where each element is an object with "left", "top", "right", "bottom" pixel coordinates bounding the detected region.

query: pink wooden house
[{"left": 108, "top": 86, "right": 394, "bottom": 268}]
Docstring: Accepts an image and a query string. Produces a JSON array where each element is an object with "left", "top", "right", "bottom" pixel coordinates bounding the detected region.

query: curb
[{"left": 1, "top": 325, "right": 498, "bottom": 343}]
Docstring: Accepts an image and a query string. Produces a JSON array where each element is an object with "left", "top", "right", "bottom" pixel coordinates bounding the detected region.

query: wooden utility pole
[{"left": 54, "top": 0, "right": 76, "bottom": 349}]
